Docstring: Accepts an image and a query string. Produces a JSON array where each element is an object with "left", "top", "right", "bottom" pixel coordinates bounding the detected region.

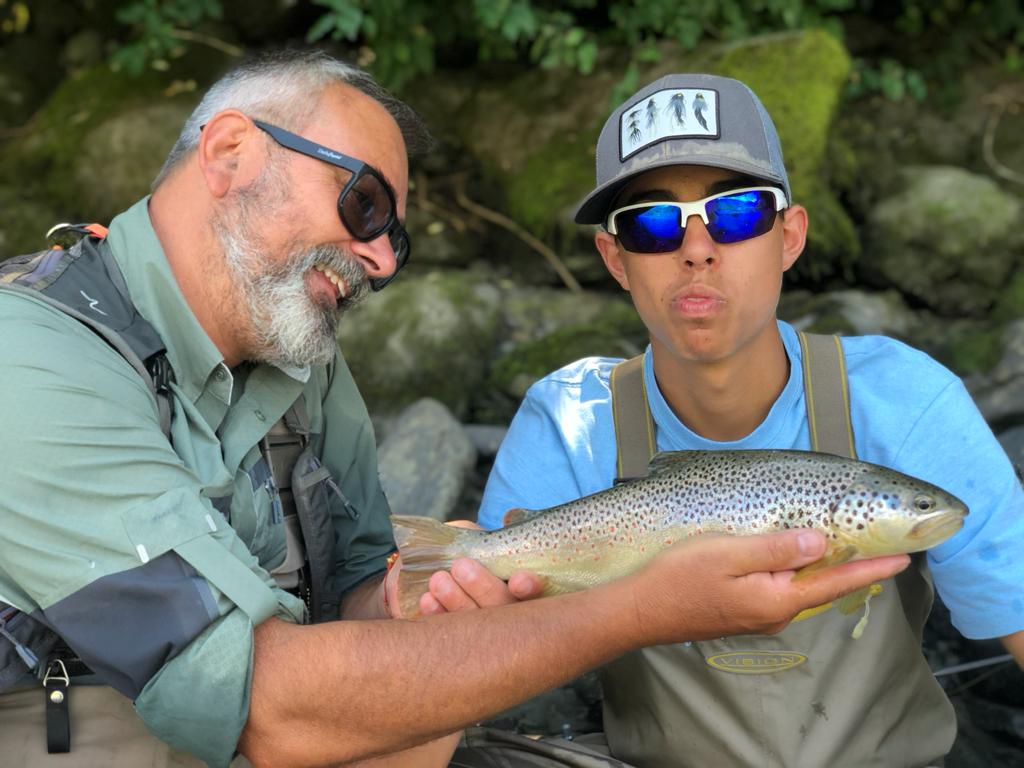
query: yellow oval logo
[{"left": 706, "top": 651, "right": 808, "bottom": 674}]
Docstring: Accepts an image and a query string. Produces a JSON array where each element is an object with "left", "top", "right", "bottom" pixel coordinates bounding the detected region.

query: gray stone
[
  {"left": 997, "top": 426, "right": 1024, "bottom": 475},
  {"left": 780, "top": 288, "right": 917, "bottom": 338},
  {"left": 864, "top": 166, "right": 1024, "bottom": 318},
  {"left": 970, "top": 319, "right": 1024, "bottom": 425},
  {"left": 377, "top": 398, "right": 477, "bottom": 522},
  {"left": 463, "top": 424, "right": 508, "bottom": 459}
]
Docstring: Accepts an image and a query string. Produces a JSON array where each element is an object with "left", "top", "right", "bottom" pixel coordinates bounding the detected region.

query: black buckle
[
  {"left": 43, "top": 658, "right": 71, "bottom": 753},
  {"left": 147, "top": 353, "right": 173, "bottom": 394}
]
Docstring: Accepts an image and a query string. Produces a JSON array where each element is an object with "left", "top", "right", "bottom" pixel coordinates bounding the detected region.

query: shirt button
[
  {"left": 214, "top": 369, "right": 226, "bottom": 381},
  {"left": 254, "top": 409, "right": 266, "bottom": 421}
]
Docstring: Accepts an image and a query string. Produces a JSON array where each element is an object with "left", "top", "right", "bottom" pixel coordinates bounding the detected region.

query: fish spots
[{"left": 811, "top": 702, "right": 829, "bottom": 721}]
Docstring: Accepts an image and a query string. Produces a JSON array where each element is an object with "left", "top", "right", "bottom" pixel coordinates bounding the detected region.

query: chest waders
[
  {"left": 600, "top": 337, "right": 955, "bottom": 768},
  {"left": 0, "top": 228, "right": 343, "bottom": 755}
]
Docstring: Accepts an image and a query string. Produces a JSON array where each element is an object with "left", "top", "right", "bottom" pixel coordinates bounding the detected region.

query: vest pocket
[{"left": 291, "top": 451, "right": 351, "bottom": 622}]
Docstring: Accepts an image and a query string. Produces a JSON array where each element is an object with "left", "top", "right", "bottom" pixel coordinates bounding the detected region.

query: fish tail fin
[{"left": 390, "top": 515, "right": 475, "bottom": 619}]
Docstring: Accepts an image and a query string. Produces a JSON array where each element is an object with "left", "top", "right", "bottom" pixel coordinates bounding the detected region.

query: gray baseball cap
[{"left": 574, "top": 73, "right": 791, "bottom": 225}]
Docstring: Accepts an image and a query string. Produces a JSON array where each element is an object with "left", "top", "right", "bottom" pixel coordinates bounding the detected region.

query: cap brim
[{"left": 573, "top": 155, "right": 789, "bottom": 225}]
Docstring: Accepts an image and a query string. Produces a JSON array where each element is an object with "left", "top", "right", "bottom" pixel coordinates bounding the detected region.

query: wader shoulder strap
[
  {"left": 797, "top": 332, "right": 856, "bottom": 459},
  {"left": 611, "top": 334, "right": 856, "bottom": 476},
  {"left": 610, "top": 355, "right": 656, "bottom": 483}
]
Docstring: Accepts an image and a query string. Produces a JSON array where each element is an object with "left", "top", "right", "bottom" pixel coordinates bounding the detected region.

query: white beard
[{"left": 215, "top": 170, "right": 370, "bottom": 368}]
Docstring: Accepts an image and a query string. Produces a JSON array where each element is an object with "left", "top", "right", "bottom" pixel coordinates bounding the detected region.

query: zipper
[{"left": 264, "top": 477, "right": 283, "bottom": 524}]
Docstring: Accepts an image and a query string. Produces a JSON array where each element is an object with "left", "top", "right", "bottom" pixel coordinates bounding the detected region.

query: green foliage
[
  {"left": 113, "top": 0, "right": 223, "bottom": 74},
  {"left": 105, "top": 0, "right": 1024, "bottom": 106},
  {"left": 306, "top": 0, "right": 438, "bottom": 90},
  {"left": 847, "top": 59, "right": 927, "bottom": 102},
  {"left": 0, "top": 1, "right": 30, "bottom": 36}
]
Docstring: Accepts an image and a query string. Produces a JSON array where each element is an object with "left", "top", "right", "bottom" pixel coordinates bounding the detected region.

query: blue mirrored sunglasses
[
  {"left": 251, "top": 119, "right": 410, "bottom": 291},
  {"left": 606, "top": 187, "right": 787, "bottom": 253}
]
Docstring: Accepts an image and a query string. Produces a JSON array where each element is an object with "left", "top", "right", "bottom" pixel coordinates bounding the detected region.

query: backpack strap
[
  {"left": 610, "top": 354, "right": 656, "bottom": 483},
  {"left": 0, "top": 235, "right": 174, "bottom": 437},
  {"left": 797, "top": 332, "right": 856, "bottom": 459}
]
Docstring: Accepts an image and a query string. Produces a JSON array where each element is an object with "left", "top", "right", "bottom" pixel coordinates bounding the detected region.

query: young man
[
  {"left": 0, "top": 56, "right": 907, "bottom": 768},
  {"left": 470, "top": 74, "right": 1024, "bottom": 767}
]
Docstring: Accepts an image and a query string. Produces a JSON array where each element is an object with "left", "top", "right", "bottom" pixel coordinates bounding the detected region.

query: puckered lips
[
  {"left": 309, "top": 263, "right": 347, "bottom": 307},
  {"left": 673, "top": 283, "right": 726, "bottom": 319}
]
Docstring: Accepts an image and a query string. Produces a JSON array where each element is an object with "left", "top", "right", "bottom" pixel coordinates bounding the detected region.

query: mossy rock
[
  {"left": 863, "top": 166, "right": 1023, "bottom": 318},
  {"left": 0, "top": 187, "right": 63, "bottom": 257},
  {"left": 478, "top": 298, "right": 647, "bottom": 423},
  {"left": 0, "top": 58, "right": 215, "bottom": 225},
  {"left": 993, "top": 270, "right": 1024, "bottom": 325},
  {"left": 337, "top": 270, "right": 502, "bottom": 419},
  {"left": 716, "top": 30, "right": 858, "bottom": 280}
]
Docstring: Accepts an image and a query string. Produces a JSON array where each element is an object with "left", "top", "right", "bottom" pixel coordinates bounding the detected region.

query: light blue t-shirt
[{"left": 478, "top": 320, "right": 1024, "bottom": 639}]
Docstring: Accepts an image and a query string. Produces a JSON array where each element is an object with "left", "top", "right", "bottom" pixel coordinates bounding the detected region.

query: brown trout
[{"left": 392, "top": 450, "right": 967, "bottom": 625}]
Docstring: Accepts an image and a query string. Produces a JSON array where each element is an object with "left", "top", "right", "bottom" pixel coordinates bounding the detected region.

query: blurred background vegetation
[{"left": 0, "top": 0, "right": 1022, "bottom": 423}]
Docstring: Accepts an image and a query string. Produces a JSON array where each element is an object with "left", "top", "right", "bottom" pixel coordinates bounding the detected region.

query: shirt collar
[{"left": 104, "top": 197, "right": 310, "bottom": 408}]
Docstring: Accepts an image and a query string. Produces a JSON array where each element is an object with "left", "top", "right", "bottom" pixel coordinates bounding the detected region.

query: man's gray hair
[{"left": 153, "top": 49, "right": 431, "bottom": 188}]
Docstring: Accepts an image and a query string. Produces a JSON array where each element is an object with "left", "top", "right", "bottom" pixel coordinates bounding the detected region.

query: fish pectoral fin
[
  {"left": 835, "top": 583, "right": 883, "bottom": 615},
  {"left": 538, "top": 577, "right": 575, "bottom": 597},
  {"left": 792, "top": 602, "right": 834, "bottom": 622},
  {"left": 792, "top": 544, "right": 858, "bottom": 581}
]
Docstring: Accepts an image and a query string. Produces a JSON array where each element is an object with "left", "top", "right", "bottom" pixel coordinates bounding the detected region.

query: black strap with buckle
[{"left": 43, "top": 657, "right": 71, "bottom": 753}]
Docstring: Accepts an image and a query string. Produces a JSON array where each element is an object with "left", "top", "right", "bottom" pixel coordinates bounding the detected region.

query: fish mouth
[{"left": 908, "top": 510, "right": 965, "bottom": 546}]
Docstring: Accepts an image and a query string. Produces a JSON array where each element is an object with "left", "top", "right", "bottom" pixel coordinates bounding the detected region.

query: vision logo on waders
[{"left": 705, "top": 651, "right": 808, "bottom": 674}]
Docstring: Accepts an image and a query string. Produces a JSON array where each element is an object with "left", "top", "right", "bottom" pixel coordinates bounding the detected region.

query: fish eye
[{"left": 914, "top": 495, "right": 935, "bottom": 512}]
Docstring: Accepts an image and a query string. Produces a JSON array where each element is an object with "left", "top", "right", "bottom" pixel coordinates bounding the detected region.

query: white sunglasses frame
[{"left": 605, "top": 186, "right": 788, "bottom": 236}]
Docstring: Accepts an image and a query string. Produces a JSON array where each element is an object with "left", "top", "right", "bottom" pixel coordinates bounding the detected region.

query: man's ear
[
  {"left": 779, "top": 204, "right": 808, "bottom": 273},
  {"left": 197, "top": 110, "right": 263, "bottom": 199},
  {"left": 595, "top": 231, "right": 630, "bottom": 291}
]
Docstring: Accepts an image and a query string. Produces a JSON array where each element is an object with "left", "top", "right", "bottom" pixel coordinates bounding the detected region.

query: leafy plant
[
  {"left": 106, "top": 0, "right": 1024, "bottom": 104},
  {"left": 112, "top": 0, "right": 233, "bottom": 74},
  {"left": 0, "top": 0, "right": 30, "bottom": 36}
]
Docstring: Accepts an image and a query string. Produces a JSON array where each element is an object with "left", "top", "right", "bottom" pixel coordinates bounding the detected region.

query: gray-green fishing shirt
[{"left": 0, "top": 198, "right": 395, "bottom": 766}]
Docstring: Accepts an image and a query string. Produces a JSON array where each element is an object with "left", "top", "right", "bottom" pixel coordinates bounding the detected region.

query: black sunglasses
[{"left": 250, "top": 118, "right": 409, "bottom": 291}]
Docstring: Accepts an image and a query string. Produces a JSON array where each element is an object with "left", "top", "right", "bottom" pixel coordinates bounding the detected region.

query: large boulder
[
  {"left": 481, "top": 292, "right": 647, "bottom": 423},
  {"left": 863, "top": 166, "right": 1023, "bottom": 318},
  {"left": 967, "top": 319, "right": 1024, "bottom": 426},
  {"left": 779, "top": 288, "right": 917, "bottom": 338},
  {"left": 0, "top": 57, "right": 220, "bottom": 253},
  {"left": 337, "top": 269, "right": 502, "bottom": 420},
  {"left": 72, "top": 100, "right": 196, "bottom": 223}
]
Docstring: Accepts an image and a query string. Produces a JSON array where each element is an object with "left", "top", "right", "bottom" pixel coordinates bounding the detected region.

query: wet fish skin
[{"left": 392, "top": 450, "right": 967, "bottom": 619}]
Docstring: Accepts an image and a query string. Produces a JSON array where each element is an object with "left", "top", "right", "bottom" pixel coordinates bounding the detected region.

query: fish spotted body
[{"left": 392, "top": 450, "right": 967, "bottom": 621}]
